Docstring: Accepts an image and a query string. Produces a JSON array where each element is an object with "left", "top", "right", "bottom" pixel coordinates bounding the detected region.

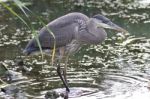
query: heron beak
[{"left": 97, "top": 22, "right": 128, "bottom": 33}]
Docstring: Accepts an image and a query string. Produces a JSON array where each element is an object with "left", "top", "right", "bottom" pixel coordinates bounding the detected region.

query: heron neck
[{"left": 87, "top": 19, "right": 107, "bottom": 43}]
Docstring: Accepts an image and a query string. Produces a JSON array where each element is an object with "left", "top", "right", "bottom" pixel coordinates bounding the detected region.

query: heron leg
[
  {"left": 63, "top": 56, "right": 69, "bottom": 86},
  {"left": 62, "top": 57, "right": 69, "bottom": 99},
  {"left": 57, "top": 47, "right": 70, "bottom": 92},
  {"left": 57, "top": 65, "right": 70, "bottom": 92}
]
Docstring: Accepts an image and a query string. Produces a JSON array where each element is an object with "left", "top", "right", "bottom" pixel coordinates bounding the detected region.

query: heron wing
[
  {"left": 37, "top": 22, "right": 77, "bottom": 49},
  {"left": 25, "top": 12, "right": 89, "bottom": 53},
  {"left": 37, "top": 13, "right": 89, "bottom": 49}
]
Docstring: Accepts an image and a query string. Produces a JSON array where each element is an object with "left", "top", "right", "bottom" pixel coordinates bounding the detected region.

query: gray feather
[{"left": 36, "top": 12, "right": 89, "bottom": 48}]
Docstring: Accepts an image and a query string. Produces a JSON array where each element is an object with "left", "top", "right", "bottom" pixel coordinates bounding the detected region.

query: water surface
[{"left": 0, "top": 0, "right": 150, "bottom": 99}]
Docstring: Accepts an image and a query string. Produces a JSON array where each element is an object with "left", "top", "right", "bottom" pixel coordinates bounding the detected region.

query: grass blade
[
  {"left": 31, "top": 26, "right": 44, "bottom": 60},
  {"left": 1, "top": 1, "right": 56, "bottom": 65},
  {"left": 12, "top": 0, "right": 32, "bottom": 17},
  {"left": 39, "top": 19, "right": 56, "bottom": 65},
  {"left": 0, "top": 2, "right": 30, "bottom": 28}
]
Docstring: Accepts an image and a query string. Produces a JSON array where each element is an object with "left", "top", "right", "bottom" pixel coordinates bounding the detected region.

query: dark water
[{"left": 1, "top": 0, "right": 150, "bottom": 99}]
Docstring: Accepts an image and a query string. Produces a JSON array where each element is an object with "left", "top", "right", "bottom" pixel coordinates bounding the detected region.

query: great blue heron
[{"left": 23, "top": 12, "right": 127, "bottom": 94}]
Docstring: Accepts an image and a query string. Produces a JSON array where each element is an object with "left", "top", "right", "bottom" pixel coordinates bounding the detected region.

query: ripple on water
[
  {"left": 32, "top": 68, "right": 150, "bottom": 99},
  {"left": 1, "top": 67, "right": 150, "bottom": 99},
  {"left": 92, "top": 69, "right": 150, "bottom": 99}
]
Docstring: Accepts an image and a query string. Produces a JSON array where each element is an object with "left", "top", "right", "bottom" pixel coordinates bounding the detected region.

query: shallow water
[{"left": 0, "top": 0, "right": 150, "bottom": 99}]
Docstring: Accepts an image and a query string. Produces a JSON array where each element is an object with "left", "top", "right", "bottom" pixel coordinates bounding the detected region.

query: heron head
[{"left": 93, "top": 14, "right": 128, "bottom": 33}]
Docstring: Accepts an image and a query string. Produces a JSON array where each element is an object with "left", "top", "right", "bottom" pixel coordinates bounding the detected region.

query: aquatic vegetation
[{"left": 0, "top": 0, "right": 150, "bottom": 98}]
